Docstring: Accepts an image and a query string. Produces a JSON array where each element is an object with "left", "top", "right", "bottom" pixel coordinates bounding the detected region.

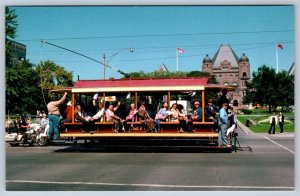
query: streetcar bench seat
[
  {"left": 63, "top": 122, "right": 83, "bottom": 125},
  {"left": 193, "top": 122, "right": 214, "bottom": 125},
  {"left": 160, "top": 122, "right": 179, "bottom": 125},
  {"left": 95, "top": 122, "right": 114, "bottom": 125}
]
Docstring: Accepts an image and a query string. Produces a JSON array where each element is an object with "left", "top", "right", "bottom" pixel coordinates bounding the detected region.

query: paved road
[{"left": 6, "top": 128, "right": 294, "bottom": 191}]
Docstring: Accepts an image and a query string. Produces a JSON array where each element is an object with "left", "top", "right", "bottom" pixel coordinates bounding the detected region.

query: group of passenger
[
  {"left": 68, "top": 98, "right": 211, "bottom": 133},
  {"left": 46, "top": 89, "right": 236, "bottom": 147}
]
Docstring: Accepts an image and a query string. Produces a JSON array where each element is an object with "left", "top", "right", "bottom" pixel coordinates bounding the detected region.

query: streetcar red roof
[{"left": 73, "top": 77, "right": 209, "bottom": 88}]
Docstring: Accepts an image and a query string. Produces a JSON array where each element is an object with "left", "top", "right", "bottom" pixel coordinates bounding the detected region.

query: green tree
[
  {"left": 243, "top": 65, "right": 294, "bottom": 112},
  {"left": 36, "top": 60, "right": 74, "bottom": 104},
  {"left": 127, "top": 71, "right": 187, "bottom": 78},
  {"left": 5, "top": 7, "right": 18, "bottom": 39},
  {"left": 186, "top": 71, "right": 210, "bottom": 77},
  {"left": 6, "top": 60, "right": 42, "bottom": 113},
  {"left": 5, "top": 7, "right": 18, "bottom": 67},
  {"left": 275, "top": 71, "right": 294, "bottom": 110}
]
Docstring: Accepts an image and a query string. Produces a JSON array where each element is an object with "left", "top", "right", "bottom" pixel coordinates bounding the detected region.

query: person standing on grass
[
  {"left": 47, "top": 92, "right": 68, "bottom": 140},
  {"left": 278, "top": 112, "right": 285, "bottom": 133},
  {"left": 268, "top": 112, "right": 278, "bottom": 134}
]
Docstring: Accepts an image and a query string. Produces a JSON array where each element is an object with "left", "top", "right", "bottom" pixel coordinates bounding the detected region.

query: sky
[{"left": 11, "top": 6, "right": 294, "bottom": 80}]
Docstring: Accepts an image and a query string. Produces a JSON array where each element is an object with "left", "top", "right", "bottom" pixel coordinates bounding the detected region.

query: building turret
[{"left": 202, "top": 54, "right": 213, "bottom": 75}]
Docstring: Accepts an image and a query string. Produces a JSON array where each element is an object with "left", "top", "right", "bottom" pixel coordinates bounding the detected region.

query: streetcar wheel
[{"left": 38, "top": 137, "right": 48, "bottom": 146}]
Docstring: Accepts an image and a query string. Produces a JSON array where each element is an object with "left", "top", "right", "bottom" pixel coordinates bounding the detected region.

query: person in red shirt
[
  {"left": 60, "top": 100, "right": 72, "bottom": 132},
  {"left": 64, "top": 101, "right": 72, "bottom": 121}
]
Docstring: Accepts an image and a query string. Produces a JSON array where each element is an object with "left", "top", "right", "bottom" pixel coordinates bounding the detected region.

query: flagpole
[
  {"left": 176, "top": 48, "right": 179, "bottom": 72},
  {"left": 276, "top": 43, "right": 279, "bottom": 73}
]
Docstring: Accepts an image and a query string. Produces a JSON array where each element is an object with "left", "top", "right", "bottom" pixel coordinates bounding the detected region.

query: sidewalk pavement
[{"left": 237, "top": 120, "right": 253, "bottom": 135}]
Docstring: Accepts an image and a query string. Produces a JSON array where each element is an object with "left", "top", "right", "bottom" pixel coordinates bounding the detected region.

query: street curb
[{"left": 237, "top": 120, "right": 255, "bottom": 135}]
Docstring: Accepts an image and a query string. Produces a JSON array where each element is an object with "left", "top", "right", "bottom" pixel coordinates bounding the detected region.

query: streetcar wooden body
[{"left": 53, "top": 77, "right": 234, "bottom": 144}]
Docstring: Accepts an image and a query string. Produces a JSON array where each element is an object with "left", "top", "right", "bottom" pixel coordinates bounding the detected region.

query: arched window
[
  {"left": 232, "top": 82, "right": 238, "bottom": 86},
  {"left": 243, "top": 72, "right": 247, "bottom": 77},
  {"left": 223, "top": 82, "right": 229, "bottom": 86}
]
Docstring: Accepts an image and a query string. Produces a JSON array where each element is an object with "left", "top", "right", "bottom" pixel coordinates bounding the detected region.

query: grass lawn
[
  {"left": 249, "top": 124, "right": 294, "bottom": 133},
  {"left": 237, "top": 115, "right": 294, "bottom": 133},
  {"left": 249, "top": 108, "right": 294, "bottom": 116}
]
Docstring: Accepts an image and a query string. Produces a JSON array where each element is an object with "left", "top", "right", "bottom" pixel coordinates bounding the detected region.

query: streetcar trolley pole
[{"left": 40, "top": 39, "right": 130, "bottom": 78}]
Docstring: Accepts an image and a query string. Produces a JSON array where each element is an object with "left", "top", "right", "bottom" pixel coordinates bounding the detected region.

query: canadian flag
[
  {"left": 176, "top": 47, "right": 184, "bottom": 54},
  {"left": 277, "top": 43, "right": 283, "bottom": 49}
]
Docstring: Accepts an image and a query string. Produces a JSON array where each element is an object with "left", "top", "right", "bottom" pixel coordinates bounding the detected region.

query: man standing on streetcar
[
  {"left": 47, "top": 92, "right": 68, "bottom": 140},
  {"left": 218, "top": 102, "right": 232, "bottom": 147}
]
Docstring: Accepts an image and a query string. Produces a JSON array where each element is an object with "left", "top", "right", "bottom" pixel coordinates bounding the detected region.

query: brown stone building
[{"left": 202, "top": 44, "right": 250, "bottom": 107}]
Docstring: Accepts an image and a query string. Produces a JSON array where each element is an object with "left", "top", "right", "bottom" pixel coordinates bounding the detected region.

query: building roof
[
  {"left": 72, "top": 77, "right": 209, "bottom": 93},
  {"left": 5, "top": 38, "right": 26, "bottom": 48},
  {"left": 203, "top": 54, "right": 213, "bottom": 64},
  {"left": 288, "top": 62, "right": 295, "bottom": 76},
  {"left": 212, "top": 44, "right": 239, "bottom": 68},
  {"left": 239, "top": 53, "right": 249, "bottom": 62},
  {"left": 158, "top": 63, "right": 169, "bottom": 72}
]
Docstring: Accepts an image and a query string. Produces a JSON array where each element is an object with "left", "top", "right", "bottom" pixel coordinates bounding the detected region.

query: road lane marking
[
  {"left": 6, "top": 180, "right": 294, "bottom": 190},
  {"left": 263, "top": 136, "right": 295, "bottom": 154}
]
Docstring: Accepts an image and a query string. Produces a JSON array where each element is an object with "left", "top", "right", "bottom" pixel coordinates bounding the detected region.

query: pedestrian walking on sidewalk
[
  {"left": 268, "top": 112, "right": 278, "bottom": 134},
  {"left": 278, "top": 112, "right": 285, "bottom": 133}
]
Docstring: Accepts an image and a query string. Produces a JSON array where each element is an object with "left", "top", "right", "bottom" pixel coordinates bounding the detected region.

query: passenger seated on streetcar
[
  {"left": 176, "top": 104, "right": 187, "bottom": 133},
  {"left": 170, "top": 103, "right": 179, "bottom": 122},
  {"left": 74, "top": 105, "right": 96, "bottom": 132},
  {"left": 91, "top": 103, "right": 105, "bottom": 122},
  {"left": 61, "top": 101, "right": 72, "bottom": 125},
  {"left": 154, "top": 101, "right": 171, "bottom": 132},
  {"left": 191, "top": 101, "right": 202, "bottom": 122},
  {"left": 74, "top": 105, "right": 92, "bottom": 122},
  {"left": 105, "top": 102, "right": 126, "bottom": 133},
  {"left": 137, "top": 102, "right": 156, "bottom": 132},
  {"left": 204, "top": 99, "right": 218, "bottom": 121},
  {"left": 125, "top": 103, "right": 138, "bottom": 129}
]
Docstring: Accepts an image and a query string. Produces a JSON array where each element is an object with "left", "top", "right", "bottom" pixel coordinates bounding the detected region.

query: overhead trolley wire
[{"left": 16, "top": 29, "right": 294, "bottom": 42}]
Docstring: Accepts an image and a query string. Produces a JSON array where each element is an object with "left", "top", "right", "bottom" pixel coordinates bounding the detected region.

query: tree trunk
[{"left": 268, "top": 104, "right": 271, "bottom": 113}]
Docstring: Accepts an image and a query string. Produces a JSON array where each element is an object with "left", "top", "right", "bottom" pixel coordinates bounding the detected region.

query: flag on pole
[
  {"left": 176, "top": 47, "right": 184, "bottom": 54},
  {"left": 277, "top": 43, "right": 283, "bottom": 49}
]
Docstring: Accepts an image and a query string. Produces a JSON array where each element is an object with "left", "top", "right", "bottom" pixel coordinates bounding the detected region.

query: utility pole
[{"left": 103, "top": 53, "right": 106, "bottom": 80}]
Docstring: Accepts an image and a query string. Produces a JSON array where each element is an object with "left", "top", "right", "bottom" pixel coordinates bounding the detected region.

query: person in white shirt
[
  {"left": 105, "top": 102, "right": 125, "bottom": 132},
  {"left": 268, "top": 112, "right": 278, "bottom": 134},
  {"left": 278, "top": 112, "right": 285, "bottom": 133},
  {"left": 92, "top": 103, "right": 105, "bottom": 122}
]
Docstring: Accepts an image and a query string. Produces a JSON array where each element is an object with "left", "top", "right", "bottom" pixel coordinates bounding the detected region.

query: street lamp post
[{"left": 103, "top": 48, "right": 134, "bottom": 80}]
